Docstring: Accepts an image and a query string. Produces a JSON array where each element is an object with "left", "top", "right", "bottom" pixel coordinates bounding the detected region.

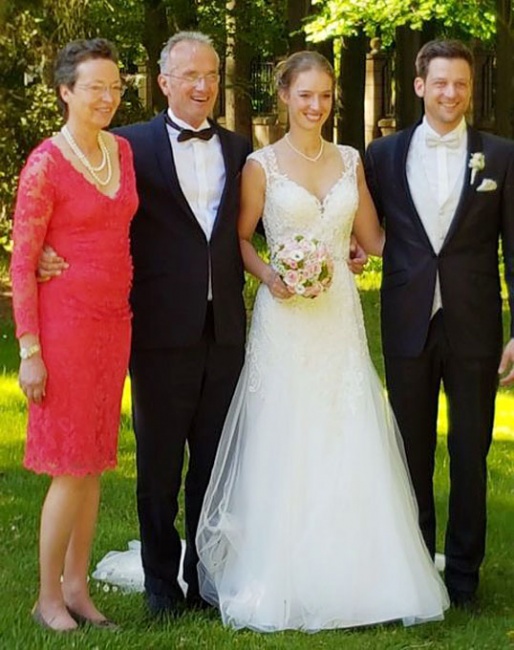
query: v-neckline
[
  {"left": 49, "top": 138, "right": 123, "bottom": 200},
  {"left": 269, "top": 146, "right": 347, "bottom": 206}
]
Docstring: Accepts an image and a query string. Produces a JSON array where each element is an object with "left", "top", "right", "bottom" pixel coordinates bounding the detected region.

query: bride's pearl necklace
[
  {"left": 61, "top": 125, "right": 112, "bottom": 187},
  {"left": 285, "top": 132, "right": 324, "bottom": 162}
]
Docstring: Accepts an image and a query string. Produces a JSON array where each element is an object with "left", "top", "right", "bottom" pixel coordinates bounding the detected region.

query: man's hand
[
  {"left": 347, "top": 236, "right": 368, "bottom": 276},
  {"left": 498, "top": 338, "right": 514, "bottom": 385},
  {"left": 37, "top": 244, "right": 68, "bottom": 282}
]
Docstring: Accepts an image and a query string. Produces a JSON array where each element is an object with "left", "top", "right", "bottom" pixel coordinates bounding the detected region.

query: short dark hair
[
  {"left": 275, "top": 50, "right": 336, "bottom": 92},
  {"left": 54, "top": 38, "right": 119, "bottom": 115},
  {"left": 415, "top": 40, "right": 474, "bottom": 79}
]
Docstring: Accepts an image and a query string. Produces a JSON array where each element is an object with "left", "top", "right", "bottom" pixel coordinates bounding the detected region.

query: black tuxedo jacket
[
  {"left": 115, "top": 113, "right": 252, "bottom": 349},
  {"left": 365, "top": 125, "right": 514, "bottom": 358}
]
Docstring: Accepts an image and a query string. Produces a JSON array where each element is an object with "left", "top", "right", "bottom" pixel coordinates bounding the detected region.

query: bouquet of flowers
[{"left": 271, "top": 234, "right": 334, "bottom": 298}]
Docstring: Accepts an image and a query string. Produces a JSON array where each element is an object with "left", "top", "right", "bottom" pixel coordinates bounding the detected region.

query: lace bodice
[
  {"left": 249, "top": 145, "right": 359, "bottom": 263},
  {"left": 11, "top": 136, "right": 138, "bottom": 337},
  {"left": 245, "top": 143, "right": 368, "bottom": 405},
  {"left": 11, "top": 136, "right": 138, "bottom": 477}
]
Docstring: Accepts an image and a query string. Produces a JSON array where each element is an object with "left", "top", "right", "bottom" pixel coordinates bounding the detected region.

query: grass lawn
[{"left": 0, "top": 253, "right": 513, "bottom": 649}]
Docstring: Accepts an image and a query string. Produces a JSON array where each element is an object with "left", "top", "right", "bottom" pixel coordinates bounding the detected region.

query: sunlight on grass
[
  {"left": 435, "top": 391, "right": 514, "bottom": 441},
  {"left": 0, "top": 373, "right": 21, "bottom": 399},
  {"left": 121, "top": 376, "right": 131, "bottom": 414},
  {"left": 1, "top": 255, "right": 513, "bottom": 648}
]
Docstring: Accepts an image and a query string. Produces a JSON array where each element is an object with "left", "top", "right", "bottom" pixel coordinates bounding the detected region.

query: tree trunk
[
  {"left": 338, "top": 31, "right": 366, "bottom": 152},
  {"left": 287, "top": 0, "right": 311, "bottom": 51},
  {"left": 495, "top": 0, "right": 514, "bottom": 137},
  {"left": 224, "top": 0, "right": 253, "bottom": 140},
  {"left": 313, "top": 39, "right": 335, "bottom": 141},
  {"left": 142, "top": 0, "right": 170, "bottom": 112},
  {"left": 394, "top": 26, "right": 422, "bottom": 130},
  {"left": 168, "top": 0, "right": 198, "bottom": 32}
]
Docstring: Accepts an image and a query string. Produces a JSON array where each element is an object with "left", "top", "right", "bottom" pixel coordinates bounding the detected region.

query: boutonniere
[
  {"left": 476, "top": 178, "right": 497, "bottom": 192},
  {"left": 468, "top": 152, "right": 485, "bottom": 185}
]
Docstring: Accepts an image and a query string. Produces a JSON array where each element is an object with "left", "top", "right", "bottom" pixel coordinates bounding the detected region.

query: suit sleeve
[{"left": 364, "top": 145, "right": 385, "bottom": 224}]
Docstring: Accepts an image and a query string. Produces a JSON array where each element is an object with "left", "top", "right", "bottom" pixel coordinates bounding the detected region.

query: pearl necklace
[
  {"left": 285, "top": 133, "right": 324, "bottom": 162},
  {"left": 61, "top": 125, "right": 112, "bottom": 186}
]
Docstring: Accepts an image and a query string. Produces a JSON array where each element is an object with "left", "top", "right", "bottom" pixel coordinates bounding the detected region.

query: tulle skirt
[{"left": 196, "top": 285, "right": 449, "bottom": 632}]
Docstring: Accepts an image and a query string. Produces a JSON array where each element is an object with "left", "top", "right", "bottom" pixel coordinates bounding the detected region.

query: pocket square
[{"left": 476, "top": 178, "right": 497, "bottom": 192}]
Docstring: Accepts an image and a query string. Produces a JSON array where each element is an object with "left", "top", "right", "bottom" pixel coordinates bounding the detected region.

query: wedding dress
[{"left": 195, "top": 145, "right": 450, "bottom": 632}]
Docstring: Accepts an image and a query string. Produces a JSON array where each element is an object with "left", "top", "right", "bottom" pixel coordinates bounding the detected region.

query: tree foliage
[
  {"left": 1, "top": 0, "right": 510, "bottom": 245},
  {"left": 306, "top": 0, "right": 497, "bottom": 44},
  {"left": 0, "top": 0, "right": 151, "bottom": 242}
]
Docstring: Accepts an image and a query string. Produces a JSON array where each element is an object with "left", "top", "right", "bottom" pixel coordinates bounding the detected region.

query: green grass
[{"left": 1, "top": 258, "right": 514, "bottom": 648}]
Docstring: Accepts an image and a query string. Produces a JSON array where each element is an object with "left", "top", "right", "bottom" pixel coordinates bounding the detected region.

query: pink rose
[{"left": 283, "top": 270, "right": 299, "bottom": 287}]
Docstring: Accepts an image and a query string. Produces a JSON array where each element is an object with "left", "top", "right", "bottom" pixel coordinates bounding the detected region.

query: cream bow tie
[{"left": 425, "top": 131, "right": 461, "bottom": 149}]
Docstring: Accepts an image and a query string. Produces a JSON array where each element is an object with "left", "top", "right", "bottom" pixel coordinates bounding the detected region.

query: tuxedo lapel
[
  {"left": 395, "top": 124, "right": 436, "bottom": 252},
  {"left": 211, "top": 123, "right": 236, "bottom": 237},
  {"left": 442, "top": 126, "right": 483, "bottom": 246},
  {"left": 151, "top": 113, "right": 206, "bottom": 232}
]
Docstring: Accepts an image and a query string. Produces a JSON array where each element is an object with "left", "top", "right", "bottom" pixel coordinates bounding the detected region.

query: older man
[{"left": 114, "top": 32, "right": 251, "bottom": 616}]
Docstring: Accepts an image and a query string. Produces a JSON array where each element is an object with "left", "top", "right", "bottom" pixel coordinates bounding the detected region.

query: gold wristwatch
[{"left": 20, "top": 343, "right": 41, "bottom": 360}]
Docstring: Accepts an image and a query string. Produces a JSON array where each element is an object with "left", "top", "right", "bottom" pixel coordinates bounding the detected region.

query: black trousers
[
  {"left": 130, "top": 305, "right": 245, "bottom": 601},
  {"left": 385, "top": 311, "right": 499, "bottom": 595}
]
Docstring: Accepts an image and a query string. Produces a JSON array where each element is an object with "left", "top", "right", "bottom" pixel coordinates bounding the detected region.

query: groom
[{"left": 364, "top": 39, "right": 514, "bottom": 607}]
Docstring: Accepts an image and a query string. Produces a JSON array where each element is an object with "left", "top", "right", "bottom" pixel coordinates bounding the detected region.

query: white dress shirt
[
  {"left": 406, "top": 116, "right": 467, "bottom": 316},
  {"left": 166, "top": 109, "right": 226, "bottom": 299}
]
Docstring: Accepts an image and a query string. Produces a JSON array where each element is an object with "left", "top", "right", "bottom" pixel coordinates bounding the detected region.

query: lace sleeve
[
  {"left": 10, "top": 144, "right": 56, "bottom": 338},
  {"left": 247, "top": 147, "right": 270, "bottom": 181},
  {"left": 338, "top": 145, "right": 360, "bottom": 178}
]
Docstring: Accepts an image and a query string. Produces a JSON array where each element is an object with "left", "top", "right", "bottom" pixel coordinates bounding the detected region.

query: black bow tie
[{"left": 164, "top": 112, "right": 215, "bottom": 142}]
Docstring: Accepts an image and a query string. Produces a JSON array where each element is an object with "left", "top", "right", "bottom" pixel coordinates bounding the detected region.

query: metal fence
[{"left": 250, "top": 59, "right": 277, "bottom": 114}]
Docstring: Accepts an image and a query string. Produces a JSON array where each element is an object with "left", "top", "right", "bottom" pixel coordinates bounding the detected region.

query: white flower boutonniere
[{"left": 469, "top": 152, "right": 485, "bottom": 185}]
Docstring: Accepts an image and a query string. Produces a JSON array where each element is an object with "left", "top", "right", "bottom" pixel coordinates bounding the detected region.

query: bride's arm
[
  {"left": 238, "top": 159, "right": 291, "bottom": 299},
  {"left": 351, "top": 158, "right": 385, "bottom": 257}
]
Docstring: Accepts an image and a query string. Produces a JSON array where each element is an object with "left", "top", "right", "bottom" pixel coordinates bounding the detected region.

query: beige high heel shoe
[{"left": 31, "top": 603, "right": 78, "bottom": 632}]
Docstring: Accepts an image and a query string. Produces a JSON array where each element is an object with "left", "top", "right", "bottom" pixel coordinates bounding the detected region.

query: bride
[{"left": 195, "top": 51, "right": 449, "bottom": 632}]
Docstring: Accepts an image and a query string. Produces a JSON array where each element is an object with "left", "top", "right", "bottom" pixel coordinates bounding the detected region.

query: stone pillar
[
  {"left": 365, "top": 38, "right": 388, "bottom": 146},
  {"left": 473, "top": 45, "right": 495, "bottom": 132},
  {"left": 252, "top": 115, "right": 285, "bottom": 148}
]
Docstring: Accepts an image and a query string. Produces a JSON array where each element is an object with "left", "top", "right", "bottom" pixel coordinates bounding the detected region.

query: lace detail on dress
[
  {"left": 11, "top": 136, "right": 138, "bottom": 476},
  {"left": 11, "top": 147, "right": 57, "bottom": 336},
  {"left": 247, "top": 144, "right": 367, "bottom": 405},
  {"left": 197, "top": 143, "right": 450, "bottom": 632},
  {"left": 246, "top": 337, "right": 262, "bottom": 393},
  {"left": 248, "top": 145, "right": 358, "bottom": 261}
]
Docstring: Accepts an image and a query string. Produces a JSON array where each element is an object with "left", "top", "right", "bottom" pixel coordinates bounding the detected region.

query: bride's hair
[{"left": 275, "top": 51, "right": 336, "bottom": 91}]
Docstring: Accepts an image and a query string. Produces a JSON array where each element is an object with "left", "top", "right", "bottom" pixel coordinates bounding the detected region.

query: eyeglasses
[
  {"left": 74, "top": 83, "right": 127, "bottom": 98},
  {"left": 162, "top": 72, "right": 220, "bottom": 86}
]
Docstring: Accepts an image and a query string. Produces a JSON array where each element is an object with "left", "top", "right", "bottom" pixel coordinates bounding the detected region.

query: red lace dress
[{"left": 11, "top": 136, "right": 138, "bottom": 476}]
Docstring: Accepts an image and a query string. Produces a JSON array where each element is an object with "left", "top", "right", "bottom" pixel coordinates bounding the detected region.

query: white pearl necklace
[
  {"left": 61, "top": 125, "right": 112, "bottom": 186},
  {"left": 285, "top": 132, "right": 324, "bottom": 162}
]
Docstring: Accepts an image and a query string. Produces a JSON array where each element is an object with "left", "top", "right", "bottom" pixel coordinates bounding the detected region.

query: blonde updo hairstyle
[{"left": 275, "top": 50, "right": 336, "bottom": 95}]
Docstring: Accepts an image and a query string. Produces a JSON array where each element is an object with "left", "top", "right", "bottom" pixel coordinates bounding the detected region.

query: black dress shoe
[
  {"left": 185, "top": 593, "right": 215, "bottom": 612},
  {"left": 448, "top": 589, "right": 477, "bottom": 610},
  {"left": 146, "top": 592, "right": 185, "bottom": 619}
]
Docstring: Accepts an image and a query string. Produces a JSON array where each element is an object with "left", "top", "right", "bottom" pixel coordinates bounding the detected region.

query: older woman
[{"left": 10, "top": 38, "right": 138, "bottom": 631}]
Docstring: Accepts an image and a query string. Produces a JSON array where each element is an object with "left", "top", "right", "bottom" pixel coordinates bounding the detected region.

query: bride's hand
[{"left": 264, "top": 267, "right": 292, "bottom": 300}]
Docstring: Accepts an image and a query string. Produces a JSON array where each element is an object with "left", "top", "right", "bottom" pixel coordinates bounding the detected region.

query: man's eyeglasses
[
  {"left": 162, "top": 72, "right": 220, "bottom": 86},
  {"left": 75, "top": 83, "right": 127, "bottom": 98}
]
